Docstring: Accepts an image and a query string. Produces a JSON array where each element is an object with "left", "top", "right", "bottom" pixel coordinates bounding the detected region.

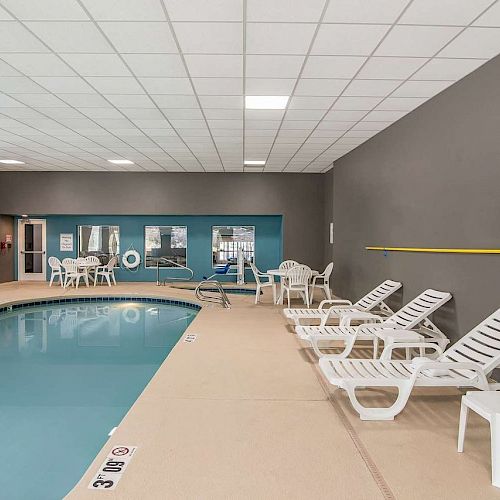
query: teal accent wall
[{"left": 18, "top": 215, "right": 282, "bottom": 282}]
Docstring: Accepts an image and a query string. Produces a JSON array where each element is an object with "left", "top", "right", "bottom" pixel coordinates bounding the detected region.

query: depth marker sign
[{"left": 88, "top": 445, "right": 138, "bottom": 490}]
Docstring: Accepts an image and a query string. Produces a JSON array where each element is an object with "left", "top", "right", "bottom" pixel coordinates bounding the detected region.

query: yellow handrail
[{"left": 366, "top": 246, "right": 500, "bottom": 254}]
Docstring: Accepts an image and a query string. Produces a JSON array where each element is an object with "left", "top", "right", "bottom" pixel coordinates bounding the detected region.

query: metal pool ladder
[
  {"left": 156, "top": 258, "right": 194, "bottom": 285},
  {"left": 195, "top": 280, "right": 231, "bottom": 308}
]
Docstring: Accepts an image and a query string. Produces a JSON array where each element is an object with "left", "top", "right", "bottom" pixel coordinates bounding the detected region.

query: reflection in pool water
[{"left": 0, "top": 300, "right": 197, "bottom": 500}]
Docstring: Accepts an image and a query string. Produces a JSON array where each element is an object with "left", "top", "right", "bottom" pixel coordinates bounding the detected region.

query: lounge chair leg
[
  {"left": 457, "top": 398, "right": 469, "bottom": 452},
  {"left": 311, "top": 335, "right": 357, "bottom": 359},
  {"left": 344, "top": 381, "right": 414, "bottom": 421}
]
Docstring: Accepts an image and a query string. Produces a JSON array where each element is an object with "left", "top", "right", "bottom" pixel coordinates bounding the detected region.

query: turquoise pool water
[{"left": 0, "top": 299, "right": 197, "bottom": 500}]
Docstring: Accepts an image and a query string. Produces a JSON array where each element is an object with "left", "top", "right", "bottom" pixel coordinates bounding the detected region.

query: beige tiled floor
[{"left": 1, "top": 281, "right": 498, "bottom": 499}]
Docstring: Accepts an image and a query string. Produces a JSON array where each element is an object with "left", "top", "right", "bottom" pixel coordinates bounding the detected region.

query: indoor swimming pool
[{"left": 0, "top": 298, "right": 198, "bottom": 500}]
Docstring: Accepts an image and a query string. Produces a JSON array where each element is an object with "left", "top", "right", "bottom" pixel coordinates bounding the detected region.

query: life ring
[
  {"left": 122, "top": 307, "right": 140, "bottom": 324},
  {"left": 122, "top": 250, "right": 141, "bottom": 269}
]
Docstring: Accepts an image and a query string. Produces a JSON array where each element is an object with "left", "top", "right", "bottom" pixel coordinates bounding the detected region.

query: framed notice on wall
[{"left": 60, "top": 233, "right": 73, "bottom": 252}]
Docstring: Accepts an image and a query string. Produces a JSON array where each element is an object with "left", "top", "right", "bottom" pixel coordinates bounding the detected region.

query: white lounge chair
[
  {"left": 297, "top": 289, "right": 451, "bottom": 359},
  {"left": 284, "top": 279, "right": 402, "bottom": 326},
  {"left": 319, "top": 308, "right": 500, "bottom": 420}
]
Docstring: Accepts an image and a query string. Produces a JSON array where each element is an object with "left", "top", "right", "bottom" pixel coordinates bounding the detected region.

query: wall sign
[
  {"left": 88, "top": 445, "right": 138, "bottom": 491},
  {"left": 5, "top": 234, "right": 12, "bottom": 244},
  {"left": 329, "top": 222, "right": 334, "bottom": 244},
  {"left": 60, "top": 233, "right": 73, "bottom": 252}
]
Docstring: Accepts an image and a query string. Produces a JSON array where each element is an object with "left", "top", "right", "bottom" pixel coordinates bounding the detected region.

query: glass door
[{"left": 18, "top": 219, "right": 47, "bottom": 281}]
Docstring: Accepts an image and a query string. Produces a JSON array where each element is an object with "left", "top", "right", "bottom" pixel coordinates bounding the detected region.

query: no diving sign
[{"left": 88, "top": 445, "right": 138, "bottom": 491}]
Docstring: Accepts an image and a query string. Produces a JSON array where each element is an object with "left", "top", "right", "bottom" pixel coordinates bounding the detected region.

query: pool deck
[{"left": 0, "top": 281, "right": 498, "bottom": 500}]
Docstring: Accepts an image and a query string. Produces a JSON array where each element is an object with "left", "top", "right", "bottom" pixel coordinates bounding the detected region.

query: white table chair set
[{"left": 48, "top": 256, "right": 118, "bottom": 288}]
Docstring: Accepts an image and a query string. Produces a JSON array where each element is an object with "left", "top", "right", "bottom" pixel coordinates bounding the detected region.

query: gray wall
[
  {"left": 331, "top": 55, "right": 500, "bottom": 342},
  {"left": 0, "top": 215, "right": 14, "bottom": 283},
  {"left": 0, "top": 172, "right": 326, "bottom": 271}
]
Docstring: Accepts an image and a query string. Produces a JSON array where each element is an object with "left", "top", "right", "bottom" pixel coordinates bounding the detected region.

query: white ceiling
[{"left": 0, "top": 0, "right": 498, "bottom": 173}]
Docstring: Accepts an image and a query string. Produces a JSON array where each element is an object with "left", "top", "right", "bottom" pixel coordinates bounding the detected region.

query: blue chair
[{"left": 204, "top": 263, "right": 231, "bottom": 280}]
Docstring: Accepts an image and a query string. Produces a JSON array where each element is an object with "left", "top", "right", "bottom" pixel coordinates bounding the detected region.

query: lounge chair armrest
[
  {"left": 409, "top": 361, "right": 489, "bottom": 388},
  {"left": 339, "top": 314, "right": 384, "bottom": 328},
  {"left": 380, "top": 342, "right": 444, "bottom": 360},
  {"left": 319, "top": 299, "right": 352, "bottom": 309}
]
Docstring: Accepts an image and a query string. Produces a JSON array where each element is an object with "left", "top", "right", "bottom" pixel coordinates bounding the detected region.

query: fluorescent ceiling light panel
[
  {"left": 245, "top": 95, "right": 289, "bottom": 109},
  {"left": 244, "top": 160, "right": 266, "bottom": 166},
  {"left": 0, "top": 159, "right": 25, "bottom": 164},
  {"left": 107, "top": 159, "right": 134, "bottom": 164}
]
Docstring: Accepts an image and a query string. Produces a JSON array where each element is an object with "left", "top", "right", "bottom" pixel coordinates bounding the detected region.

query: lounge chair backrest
[
  {"left": 441, "top": 308, "right": 500, "bottom": 376},
  {"left": 385, "top": 289, "right": 451, "bottom": 329},
  {"left": 279, "top": 260, "right": 299, "bottom": 271},
  {"left": 285, "top": 265, "right": 312, "bottom": 286},
  {"left": 354, "top": 280, "right": 402, "bottom": 311}
]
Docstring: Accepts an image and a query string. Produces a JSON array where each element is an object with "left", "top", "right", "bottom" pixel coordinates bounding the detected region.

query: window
[
  {"left": 212, "top": 226, "right": 255, "bottom": 267},
  {"left": 78, "top": 225, "right": 120, "bottom": 264},
  {"left": 145, "top": 226, "right": 187, "bottom": 268}
]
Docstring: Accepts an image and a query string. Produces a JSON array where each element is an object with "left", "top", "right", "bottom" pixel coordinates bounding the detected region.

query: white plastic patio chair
[
  {"left": 310, "top": 262, "right": 333, "bottom": 302},
  {"left": 297, "top": 289, "right": 451, "bottom": 359},
  {"left": 48, "top": 256, "right": 64, "bottom": 287},
  {"left": 94, "top": 256, "right": 118, "bottom": 287},
  {"left": 279, "top": 260, "right": 299, "bottom": 272},
  {"left": 84, "top": 255, "right": 101, "bottom": 282},
  {"left": 283, "top": 265, "right": 312, "bottom": 308},
  {"left": 62, "top": 259, "right": 89, "bottom": 288},
  {"left": 250, "top": 262, "right": 276, "bottom": 304},
  {"left": 283, "top": 279, "right": 402, "bottom": 326},
  {"left": 318, "top": 308, "right": 500, "bottom": 420}
]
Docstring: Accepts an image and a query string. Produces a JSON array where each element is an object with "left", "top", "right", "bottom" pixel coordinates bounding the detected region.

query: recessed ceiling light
[
  {"left": 0, "top": 159, "right": 25, "bottom": 164},
  {"left": 107, "top": 159, "right": 134, "bottom": 165},
  {"left": 244, "top": 160, "right": 266, "bottom": 166},
  {"left": 245, "top": 96, "right": 289, "bottom": 110}
]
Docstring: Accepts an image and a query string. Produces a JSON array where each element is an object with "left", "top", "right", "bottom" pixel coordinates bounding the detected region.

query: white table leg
[
  {"left": 457, "top": 397, "right": 469, "bottom": 452},
  {"left": 491, "top": 415, "right": 500, "bottom": 487}
]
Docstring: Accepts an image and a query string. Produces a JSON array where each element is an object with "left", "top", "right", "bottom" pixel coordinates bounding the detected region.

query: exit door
[{"left": 18, "top": 219, "right": 47, "bottom": 281}]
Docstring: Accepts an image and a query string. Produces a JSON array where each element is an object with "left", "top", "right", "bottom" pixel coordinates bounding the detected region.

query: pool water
[{"left": 0, "top": 300, "right": 197, "bottom": 500}]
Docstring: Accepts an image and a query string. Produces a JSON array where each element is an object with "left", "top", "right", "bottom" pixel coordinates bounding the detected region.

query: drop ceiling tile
[
  {"left": 280, "top": 120, "right": 317, "bottom": 130},
  {"left": 0, "top": 22, "right": 49, "bottom": 52},
  {"left": 247, "top": 0, "right": 325, "bottom": 22},
  {"left": 302, "top": 55, "right": 366, "bottom": 78},
  {"left": 119, "top": 108, "right": 164, "bottom": 120},
  {"left": 2, "top": 0, "right": 87, "bottom": 19},
  {"left": 245, "top": 109, "right": 285, "bottom": 120},
  {"left": 0, "top": 94, "right": 27, "bottom": 107},
  {"left": 26, "top": 21, "right": 114, "bottom": 53},
  {"left": 133, "top": 119, "right": 173, "bottom": 129},
  {"left": 82, "top": 0, "right": 166, "bottom": 21},
  {"left": 391, "top": 80, "right": 454, "bottom": 97},
  {"left": 85, "top": 76, "right": 144, "bottom": 94},
  {"left": 61, "top": 93, "right": 112, "bottom": 107},
  {"left": 60, "top": 53, "right": 131, "bottom": 76},
  {"left": 399, "top": 0, "right": 493, "bottom": 26},
  {"left": 332, "top": 96, "right": 383, "bottom": 109},
  {"left": 99, "top": 22, "right": 178, "bottom": 53},
  {"left": 324, "top": 109, "right": 367, "bottom": 121},
  {"left": 288, "top": 96, "right": 335, "bottom": 109},
  {"left": 285, "top": 109, "right": 325, "bottom": 120},
  {"left": 323, "top": 0, "right": 408, "bottom": 23},
  {"left": 358, "top": 56, "right": 425, "bottom": 79},
  {"left": 14, "top": 93, "right": 66, "bottom": 107},
  {"left": 192, "top": 78, "right": 242, "bottom": 95},
  {"left": 32, "top": 76, "right": 95, "bottom": 93},
  {"left": 151, "top": 94, "right": 199, "bottom": 108},
  {"left": 474, "top": 2, "right": 500, "bottom": 26},
  {"left": 0, "top": 76, "right": 46, "bottom": 93},
  {"left": 375, "top": 96, "right": 427, "bottom": 110},
  {"left": 163, "top": 0, "right": 242, "bottom": 21},
  {"left": 375, "top": 25, "right": 461, "bottom": 57},
  {"left": 173, "top": 22, "right": 242, "bottom": 54},
  {"left": 203, "top": 108, "right": 242, "bottom": 119},
  {"left": 121, "top": 54, "right": 185, "bottom": 78},
  {"left": 246, "top": 23, "right": 316, "bottom": 54},
  {"left": 294, "top": 78, "right": 347, "bottom": 96},
  {"left": 245, "top": 55, "right": 305, "bottom": 78},
  {"left": 208, "top": 119, "right": 242, "bottom": 129},
  {"left": 352, "top": 120, "right": 392, "bottom": 131},
  {"left": 184, "top": 55, "right": 242, "bottom": 77},
  {"left": 139, "top": 77, "right": 193, "bottom": 94},
  {"left": 343, "top": 79, "right": 401, "bottom": 96},
  {"left": 363, "top": 109, "right": 408, "bottom": 121},
  {"left": 438, "top": 27, "right": 500, "bottom": 58},
  {"left": 1, "top": 53, "right": 76, "bottom": 76},
  {"left": 77, "top": 107, "right": 124, "bottom": 119},
  {"left": 412, "top": 58, "right": 487, "bottom": 80},
  {"left": 160, "top": 108, "right": 204, "bottom": 119},
  {"left": 312, "top": 24, "right": 389, "bottom": 55},
  {"left": 245, "top": 78, "right": 296, "bottom": 94}
]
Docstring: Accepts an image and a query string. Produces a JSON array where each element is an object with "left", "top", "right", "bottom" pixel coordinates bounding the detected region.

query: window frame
[
  {"left": 211, "top": 225, "right": 255, "bottom": 269},
  {"left": 144, "top": 225, "right": 188, "bottom": 269}
]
